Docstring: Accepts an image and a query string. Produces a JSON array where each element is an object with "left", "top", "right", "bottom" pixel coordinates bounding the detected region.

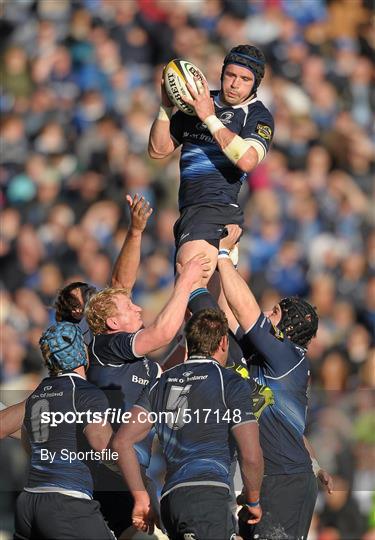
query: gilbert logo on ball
[{"left": 164, "top": 59, "right": 207, "bottom": 116}]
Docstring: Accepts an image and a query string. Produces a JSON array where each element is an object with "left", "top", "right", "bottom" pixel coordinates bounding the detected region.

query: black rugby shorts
[
  {"left": 239, "top": 472, "right": 318, "bottom": 540},
  {"left": 161, "top": 485, "right": 236, "bottom": 540},
  {"left": 14, "top": 491, "right": 115, "bottom": 539},
  {"left": 174, "top": 204, "right": 244, "bottom": 249}
]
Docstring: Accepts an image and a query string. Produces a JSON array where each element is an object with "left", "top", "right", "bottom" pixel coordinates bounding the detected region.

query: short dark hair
[
  {"left": 54, "top": 282, "right": 96, "bottom": 323},
  {"left": 185, "top": 308, "right": 228, "bottom": 357}
]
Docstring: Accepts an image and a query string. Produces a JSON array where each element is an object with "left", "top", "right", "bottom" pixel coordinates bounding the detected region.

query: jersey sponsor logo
[
  {"left": 255, "top": 122, "right": 272, "bottom": 140},
  {"left": 132, "top": 374, "right": 149, "bottom": 385},
  {"left": 270, "top": 324, "right": 284, "bottom": 341},
  {"left": 182, "top": 371, "right": 194, "bottom": 377},
  {"left": 43, "top": 386, "right": 52, "bottom": 391}
]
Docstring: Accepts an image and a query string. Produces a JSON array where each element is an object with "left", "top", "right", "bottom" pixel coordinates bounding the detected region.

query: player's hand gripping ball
[{"left": 163, "top": 59, "right": 207, "bottom": 116}]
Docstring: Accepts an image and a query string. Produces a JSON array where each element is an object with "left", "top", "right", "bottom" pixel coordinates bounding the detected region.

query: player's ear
[
  {"left": 106, "top": 316, "right": 118, "bottom": 331},
  {"left": 220, "top": 334, "right": 229, "bottom": 352}
]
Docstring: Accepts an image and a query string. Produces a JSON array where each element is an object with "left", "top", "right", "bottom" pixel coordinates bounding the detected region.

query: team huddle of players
[{"left": 3, "top": 44, "right": 333, "bottom": 540}]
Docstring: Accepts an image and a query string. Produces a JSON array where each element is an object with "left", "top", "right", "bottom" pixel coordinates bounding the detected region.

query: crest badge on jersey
[
  {"left": 255, "top": 122, "right": 272, "bottom": 140},
  {"left": 270, "top": 324, "right": 284, "bottom": 341}
]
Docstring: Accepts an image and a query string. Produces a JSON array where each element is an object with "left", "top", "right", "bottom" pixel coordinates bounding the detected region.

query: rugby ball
[{"left": 164, "top": 59, "right": 207, "bottom": 116}]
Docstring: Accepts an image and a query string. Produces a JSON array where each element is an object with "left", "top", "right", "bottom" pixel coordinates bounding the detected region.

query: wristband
[
  {"left": 158, "top": 104, "right": 173, "bottom": 121},
  {"left": 311, "top": 458, "right": 321, "bottom": 476},
  {"left": 246, "top": 500, "right": 260, "bottom": 508},
  {"left": 204, "top": 115, "right": 225, "bottom": 135},
  {"left": 218, "top": 249, "right": 230, "bottom": 256}
]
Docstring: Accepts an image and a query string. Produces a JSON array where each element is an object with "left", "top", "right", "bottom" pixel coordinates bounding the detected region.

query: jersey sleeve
[
  {"left": 111, "top": 331, "right": 143, "bottom": 361},
  {"left": 243, "top": 314, "right": 305, "bottom": 378},
  {"left": 169, "top": 110, "right": 186, "bottom": 145},
  {"left": 241, "top": 106, "right": 274, "bottom": 160},
  {"left": 75, "top": 384, "right": 109, "bottom": 428},
  {"left": 134, "top": 384, "right": 152, "bottom": 414},
  {"left": 224, "top": 375, "right": 256, "bottom": 429}
]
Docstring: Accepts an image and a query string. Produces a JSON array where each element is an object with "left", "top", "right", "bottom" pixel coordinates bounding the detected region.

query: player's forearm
[
  {"left": 151, "top": 275, "right": 194, "bottom": 344},
  {"left": 148, "top": 118, "right": 175, "bottom": 159},
  {"left": 135, "top": 273, "right": 195, "bottom": 355},
  {"left": 0, "top": 401, "right": 25, "bottom": 440},
  {"left": 218, "top": 258, "right": 261, "bottom": 331},
  {"left": 239, "top": 445, "right": 264, "bottom": 503},
  {"left": 116, "top": 442, "right": 148, "bottom": 494},
  {"left": 111, "top": 229, "right": 142, "bottom": 290},
  {"left": 303, "top": 435, "right": 321, "bottom": 474},
  {"left": 204, "top": 117, "right": 261, "bottom": 173}
]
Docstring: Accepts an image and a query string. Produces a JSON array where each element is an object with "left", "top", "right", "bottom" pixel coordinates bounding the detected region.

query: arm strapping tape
[
  {"left": 204, "top": 115, "right": 265, "bottom": 164},
  {"left": 158, "top": 104, "right": 173, "bottom": 121}
]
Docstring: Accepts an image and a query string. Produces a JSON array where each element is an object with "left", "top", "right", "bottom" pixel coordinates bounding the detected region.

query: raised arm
[
  {"left": 111, "top": 194, "right": 152, "bottom": 290},
  {"left": 148, "top": 77, "right": 179, "bottom": 159},
  {"left": 112, "top": 407, "right": 154, "bottom": 533},
  {"left": 217, "top": 225, "right": 261, "bottom": 332},
  {"left": 134, "top": 254, "right": 210, "bottom": 356}
]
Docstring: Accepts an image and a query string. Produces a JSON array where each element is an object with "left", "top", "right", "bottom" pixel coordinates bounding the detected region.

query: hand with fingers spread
[
  {"left": 183, "top": 77, "right": 215, "bottom": 123},
  {"left": 219, "top": 224, "right": 242, "bottom": 252},
  {"left": 176, "top": 252, "right": 211, "bottom": 287},
  {"left": 126, "top": 194, "right": 153, "bottom": 233}
]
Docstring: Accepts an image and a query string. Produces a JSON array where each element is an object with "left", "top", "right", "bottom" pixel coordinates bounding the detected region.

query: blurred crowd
[{"left": 0, "top": 1, "right": 374, "bottom": 538}]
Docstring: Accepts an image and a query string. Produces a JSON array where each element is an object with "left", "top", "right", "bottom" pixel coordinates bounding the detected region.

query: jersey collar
[
  {"left": 185, "top": 356, "right": 219, "bottom": 365},
  {"left": 214, "top": 92, "right": 258, "bottom": 110},
  {"left": 57, "top": 372, "right": 86, "bottom": 380}
]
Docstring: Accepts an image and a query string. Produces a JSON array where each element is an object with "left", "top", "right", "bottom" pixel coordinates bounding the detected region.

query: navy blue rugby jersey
[
  {"left": 136, "top": 357, "right": 256, "bottom": 498},
  {"left": 242, "top": 314, "right": 312, "bottom": 475},
  {"left": 87, "top": 331, "right": 161, "bottom": 468},
  {"left": 170, "top": 91, "right": 274, "bottom": 210},
  {"left": 24, "top": 373, "right": 109, "bottom": 498}
]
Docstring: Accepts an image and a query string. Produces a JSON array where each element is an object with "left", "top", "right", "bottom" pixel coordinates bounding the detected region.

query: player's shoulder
[
  {"left": 28, "top": 377, "right": 54, "bottom": 400},
  {"left": 72, "top": 374, "right": 109, "bottom": 405},
  {"left": 248, "top": 314, "right": 301, "bottom": 353},
  {"left": 248, "top": 99, "right": 272, "bottom": 116},
  {"left": 90, "top": 330, "right": 139, "bottom": 360},
  {"left": 58, "top": 372, "right": 101, "bottom": 393},
  {"left": 247, "top": 100, "right": 274, "bottom": 127},
  {"left": 220, "top": 363, "right": 248, "bottom": 385}
]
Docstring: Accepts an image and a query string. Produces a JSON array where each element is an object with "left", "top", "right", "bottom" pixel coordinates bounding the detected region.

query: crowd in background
[{"left": 0, "top": 1, "right": 374, "bottom": 538}]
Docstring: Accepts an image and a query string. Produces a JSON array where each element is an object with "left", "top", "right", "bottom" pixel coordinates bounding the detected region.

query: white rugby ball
[{"left": 164, "top": 59, "right": 206, "bottom": 116}]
